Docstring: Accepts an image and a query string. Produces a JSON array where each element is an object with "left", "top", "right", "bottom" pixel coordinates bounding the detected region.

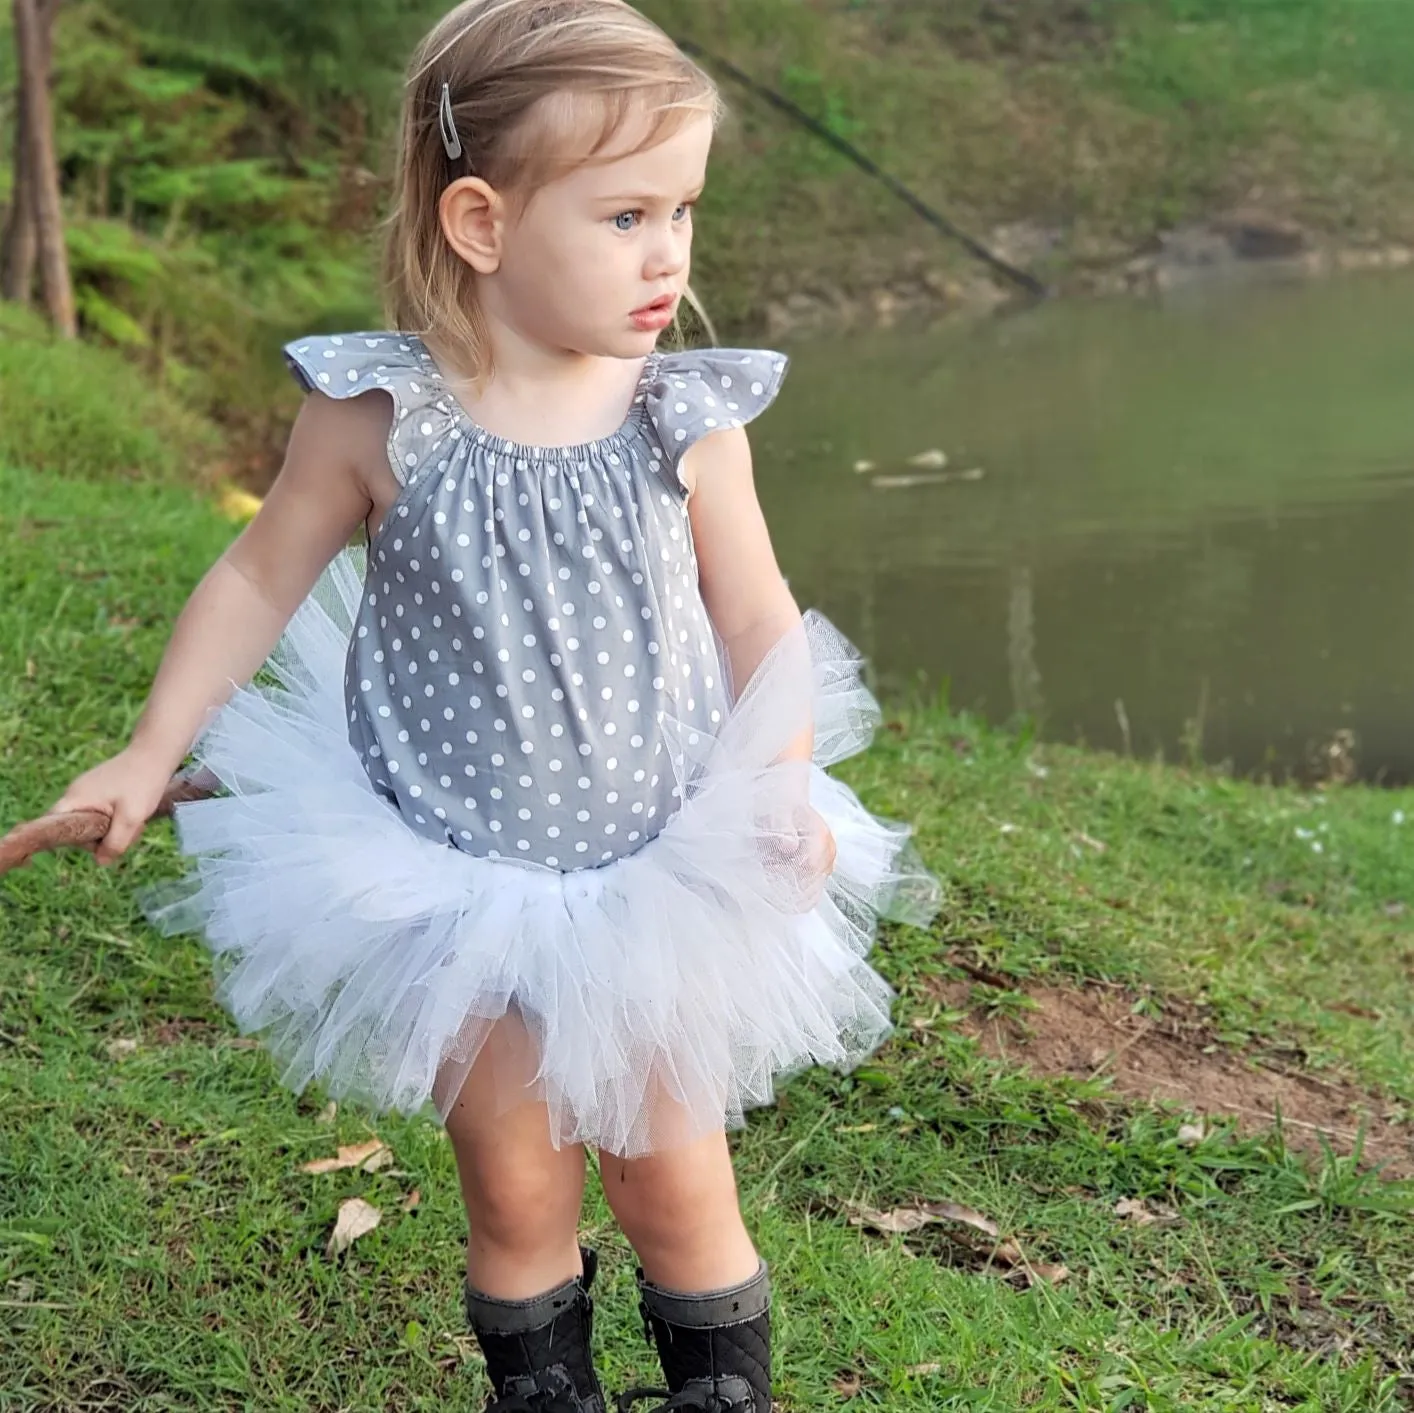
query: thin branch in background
[{"left": 676, "top": 36, "right": 1049, "bottom": 299}]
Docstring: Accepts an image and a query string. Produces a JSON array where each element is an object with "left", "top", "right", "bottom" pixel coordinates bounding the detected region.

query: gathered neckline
[{"left": 410, "top": 336, "right": 662, "bottom": 461}]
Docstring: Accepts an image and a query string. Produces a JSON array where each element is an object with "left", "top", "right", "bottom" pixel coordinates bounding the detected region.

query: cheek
[{"left": 528, "top": 224, "right": 611, "bottom": 288}]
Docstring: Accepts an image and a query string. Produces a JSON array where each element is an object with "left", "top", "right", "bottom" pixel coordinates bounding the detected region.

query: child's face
[{"left": 491, "top": 111, "right": 713, "bottom": 360}]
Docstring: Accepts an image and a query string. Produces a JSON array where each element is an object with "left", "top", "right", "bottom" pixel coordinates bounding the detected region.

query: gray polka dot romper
[
  {"left": 285, "top": 333, "right": 788, "bottom": 872},
  {"left": 148, "top": 329, "right": 939, "bottom": 1148}
]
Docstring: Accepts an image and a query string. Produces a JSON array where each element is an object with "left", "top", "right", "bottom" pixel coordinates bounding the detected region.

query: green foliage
[
  {"left": 0, "top": 306, "right": 218, "bottom": 483},
  {"left": 102, "top": 0, "right": 437, "bottom": 112}
]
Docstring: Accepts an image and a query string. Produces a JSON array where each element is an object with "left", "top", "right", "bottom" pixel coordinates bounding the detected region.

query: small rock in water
[
  {"left": 871, "top": 473, "right": 951, "bottom": 490},
  {"left": 906, "top": 448, "right": 948, "bottom": 470}
]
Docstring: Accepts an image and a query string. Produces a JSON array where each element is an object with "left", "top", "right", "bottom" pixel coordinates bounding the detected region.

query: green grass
[
  {"left": 0, "top": 306, "right": 219, "bottom": 486},
  {"left": 3, "top": 461, "right": 1414, "bottom": 1410}
]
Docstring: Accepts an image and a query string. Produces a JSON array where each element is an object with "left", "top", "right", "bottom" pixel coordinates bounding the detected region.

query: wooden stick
[{"left": 0, "top": 769, "right": 219, "bottom": 877}]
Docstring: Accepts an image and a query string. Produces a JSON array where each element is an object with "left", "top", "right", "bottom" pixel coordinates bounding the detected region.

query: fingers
[
  {"left": 95, "top": 810, "right": 143, "bottom": 867},
  {"left": 800, "top": 812, "right": 837, "bottom": 878}
]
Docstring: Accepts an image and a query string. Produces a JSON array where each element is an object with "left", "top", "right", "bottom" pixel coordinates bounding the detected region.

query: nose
[{"left": 643, "top": 216, "right": 690, "bottom": 282}]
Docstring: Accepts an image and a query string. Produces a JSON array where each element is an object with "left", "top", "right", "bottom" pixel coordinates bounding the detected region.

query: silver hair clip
[{"left": 439, "top": 82, "right": 464, "bottom": 161}]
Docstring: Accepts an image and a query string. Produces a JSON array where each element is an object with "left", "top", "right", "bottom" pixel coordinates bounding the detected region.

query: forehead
[{"left": 536, "top": 107, "right": 714, "bottom": 203}]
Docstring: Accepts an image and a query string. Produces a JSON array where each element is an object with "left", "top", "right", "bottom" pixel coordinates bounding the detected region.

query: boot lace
[{"left": 488, "top": 1366, "right": 587, "bottom": 1412}]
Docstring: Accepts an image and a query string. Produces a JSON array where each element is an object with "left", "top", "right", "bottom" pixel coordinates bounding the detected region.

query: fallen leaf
[
  {"left": 918, "top": 1201, "right": 1000, "bottom": 1239},
  {"left": 1176, "top": 1121, "right": 1208, "bottom": 1146},
  {"left": 106, "top": 1038, "right": 139, "bottom": 1061},
  {"left": 1114, "top": 1197, "right": 1176, "bottom": 1226},
  {"left": 316, "top": 1101, "right": 338, "bottom": 1126},
  {"left": 907, "top": 448, "right": 948, "bottom": 469},
  {"left": 990, "top": 1238, "right": 1026, "bottom": 1266},
  {"left": 326, "top": 1197, "right": 381, "bottom": 1257},
  {"left": 402, "top": 1189, "right": 421, "bottom": 1213},
  {"left": 847, "top": 1201, "right": 1067, "bottom": 1285},
  {"left": 905, "top": 1363, "right": 942, "bottom": 1377},
  {"left": 836, "top": 1123, "right": 877, "bottom": 1134},
  {"left": 1075, "top": 832, "right": 1108, "bottom": 853},
  {"left": 361, "top": 1148, "right": 396, "bottom": 1174},
  {"left": 228, "top": 1038, "right": 261, "bottom": 1050},
  {"left": 847, "top": 1203, "right": 934, "bottom": 1235},
  {"left": 832, "top": 1371, "right": 863, "bottom": 1398},
  {"left": 301, "top": 1139, "right": 387, "bottom": 1176},
  {"left": 847, "top": 1200, "right": 999, "bottom": 1239},
  {"left": 25, "top": 659, "right": 36, "bottom": 680}
]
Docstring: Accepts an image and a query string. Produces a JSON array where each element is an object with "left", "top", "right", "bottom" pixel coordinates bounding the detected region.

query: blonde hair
[{"left": 383, "top": 0, "right": 720, "bottom": 375}]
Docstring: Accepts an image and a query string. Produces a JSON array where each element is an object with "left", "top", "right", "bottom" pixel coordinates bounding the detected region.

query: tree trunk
[
  {"left": 1, "top": 83, "right": 37, "bottom": 303},
  {"left": 1, "top": 0, "right": 42, "bottom": 303},
  {"left": 10, "top": 0, "right": 73, "bottom": 336}
]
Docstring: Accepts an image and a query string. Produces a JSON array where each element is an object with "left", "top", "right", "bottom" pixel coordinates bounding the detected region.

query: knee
[{"left": 465, "top": 1153, "right": 581, "bottom": 1252}]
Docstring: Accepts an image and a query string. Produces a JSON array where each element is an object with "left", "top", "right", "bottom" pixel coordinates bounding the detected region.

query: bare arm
[
  {"left": 685, "top": 426, "right": 808, "bottom": 761},
  {"left": 55, "top": 389, "right": 391, "bottom": 859},
  {"left": 686, "top": 428, "right": 835, "bottom": 893}
]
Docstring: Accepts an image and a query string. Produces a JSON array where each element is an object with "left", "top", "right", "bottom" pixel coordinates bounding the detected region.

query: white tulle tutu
[{"left": 144, "top": 550, "right": 939, "bottom": 1155}]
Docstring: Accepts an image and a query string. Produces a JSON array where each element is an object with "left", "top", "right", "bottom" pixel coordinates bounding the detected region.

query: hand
[
  {"left": 758, "top": 804, "right": 837, "bottom": 913},
  {"left": 790, "top": 804, "right": 837, "bottom": 884},
  {"left": 51, "top": 747, "right": 174, "bottom": 866}
]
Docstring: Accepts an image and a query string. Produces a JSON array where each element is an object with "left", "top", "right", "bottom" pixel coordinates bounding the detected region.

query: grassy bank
[
  {"left": 5, "top": 0, "right": 1414, "bottom": 480},
  {"left": 3, "top": 465, "right": 1412, "bottom": 1410}
]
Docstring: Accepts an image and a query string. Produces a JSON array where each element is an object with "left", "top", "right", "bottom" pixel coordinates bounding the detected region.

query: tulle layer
[{"left": 144, "top": 551, "right": 940, "bottom": 1156}]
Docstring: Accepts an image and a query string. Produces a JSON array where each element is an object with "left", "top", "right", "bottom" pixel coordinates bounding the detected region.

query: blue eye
[
  {"left": 673, "top": 203, "right": 691, "bottom": 222},
  {"left": 614, "top": 211, "right": 638, "bottom": 232}
]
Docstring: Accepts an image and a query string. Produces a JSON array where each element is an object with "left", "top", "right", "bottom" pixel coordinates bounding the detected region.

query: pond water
[{"left": 754, "top": 272, "right": 1414, "bottom": 781}]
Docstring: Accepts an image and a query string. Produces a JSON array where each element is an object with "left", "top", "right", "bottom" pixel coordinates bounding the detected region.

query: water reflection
[{"left": 754, "top": 274, "right": 1414, "bottom": 778}]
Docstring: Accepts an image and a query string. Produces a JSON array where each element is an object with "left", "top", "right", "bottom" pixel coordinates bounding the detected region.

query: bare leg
[
  {"left": 602, "top": 1125, "right": 772, "bottom": 1412},
  {"left": 441, "top": 1013, "right": 587, "bottom": 1299},
  {"left": 598, "top": 1128, "right": 760, "bottom": 1291}
]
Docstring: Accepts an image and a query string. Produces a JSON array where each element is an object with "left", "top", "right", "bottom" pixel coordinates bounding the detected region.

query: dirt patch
[{"left": 927, "top": 977, "right": 1414, "bottom": 1176}]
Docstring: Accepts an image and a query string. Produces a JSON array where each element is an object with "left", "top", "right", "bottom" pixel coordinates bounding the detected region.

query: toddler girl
[{"left": 53, "top": 3, "right": 938, "bottom": 1408}]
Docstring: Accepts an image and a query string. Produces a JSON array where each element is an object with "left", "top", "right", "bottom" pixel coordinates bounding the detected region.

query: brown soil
[{"left": 926, "top": 976, "right": 1414, "bottom": 1177}]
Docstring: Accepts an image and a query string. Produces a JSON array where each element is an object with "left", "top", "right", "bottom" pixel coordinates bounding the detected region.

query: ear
[{"left": 439, "top": 177, "right": 506, "bottom": 275}]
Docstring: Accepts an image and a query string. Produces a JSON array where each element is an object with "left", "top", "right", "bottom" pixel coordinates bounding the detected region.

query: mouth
[{"left": 630, "top": 294, "right": 679, "bottom": 331}]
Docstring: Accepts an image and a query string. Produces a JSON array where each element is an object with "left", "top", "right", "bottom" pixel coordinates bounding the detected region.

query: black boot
[
  {"left": 464, "top": 1246, "right": 608, "bottom": 1412},
  {"left": 616, "top": 1261, "right": 771, "bottom": 1413}
]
